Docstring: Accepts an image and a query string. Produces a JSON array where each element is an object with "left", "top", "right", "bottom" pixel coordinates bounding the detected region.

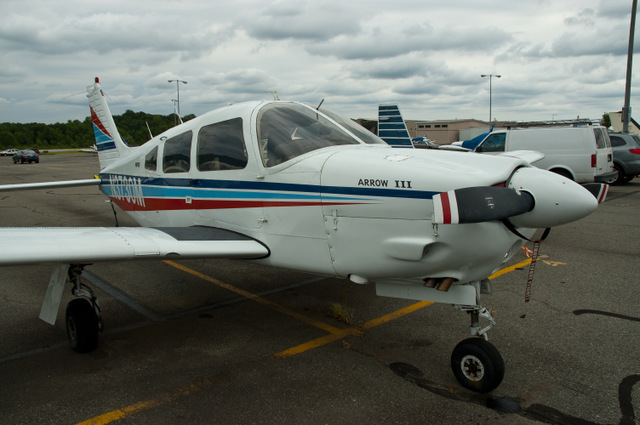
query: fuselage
[{"left": 97, "top": 101, "right": 592, "bottom": 286}]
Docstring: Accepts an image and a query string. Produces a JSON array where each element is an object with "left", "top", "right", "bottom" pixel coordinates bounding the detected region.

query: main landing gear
[
  {"left": 39, "top": 264, "right": 102, "bottom": 353},
  {"left": 450, "top": 306, "right": 505, "bottom": 393},
  {"left": 65, "top": 265, "right": 102, "bottom": 352}
]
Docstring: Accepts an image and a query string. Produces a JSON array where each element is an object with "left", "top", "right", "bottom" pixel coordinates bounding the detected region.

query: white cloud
[{"left": 0, "top": 0, "right": 637, "bottom": 125}]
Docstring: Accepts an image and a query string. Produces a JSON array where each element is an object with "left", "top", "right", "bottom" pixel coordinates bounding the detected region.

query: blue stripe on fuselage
[{"left": 99, "top": 174, "right": 437, "bottom": 200}]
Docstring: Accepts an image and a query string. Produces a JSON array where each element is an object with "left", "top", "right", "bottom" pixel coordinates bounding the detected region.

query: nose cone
[{"left": 508, "top": 167, "right": 599, "bottom": 228}]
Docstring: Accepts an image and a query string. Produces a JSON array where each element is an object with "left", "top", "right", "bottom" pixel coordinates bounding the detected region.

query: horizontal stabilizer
[{"left": 433, "top": 186, "right": 534, "bottom": 224}]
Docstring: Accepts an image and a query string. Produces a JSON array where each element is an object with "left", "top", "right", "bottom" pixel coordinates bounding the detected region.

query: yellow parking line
[
  {"left": 362, "top": 301, "right": 433, "bottom": 330},
  {"left": 488, "top": 258, "right": 533, "bottom": 280},
  {"left": 76, "top": 378, "right": 214, "bottom": 425},
  {"left": 275, "top": 301, "right": 433, "bottom": 358},
  {"left": 164, "top": 260, "right": 342, "bottom": 334}
]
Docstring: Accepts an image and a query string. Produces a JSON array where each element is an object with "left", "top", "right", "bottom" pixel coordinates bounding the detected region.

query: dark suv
[{"left": 609, "top": 133, "right": 640, "bottom": 184}]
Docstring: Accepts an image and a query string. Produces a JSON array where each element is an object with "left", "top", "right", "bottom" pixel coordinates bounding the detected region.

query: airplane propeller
[
  {"left": 433, "top": 167, "right": 603, "bottom": 229},
  {"left": 433, "top": 186, "right": 534, "bottom": 225}
]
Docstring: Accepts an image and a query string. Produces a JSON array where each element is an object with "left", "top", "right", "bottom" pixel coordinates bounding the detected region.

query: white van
[{"left": 474, "top": 126, "right": 616, "bottom": 183}]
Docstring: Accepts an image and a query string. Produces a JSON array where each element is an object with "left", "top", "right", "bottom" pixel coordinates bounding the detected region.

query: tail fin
[
  {"left": 86, "top": 77, "right": 132, "bottom": 170},
  {"left": 377, "top": 104, "right": 413, "bottom": 148}
]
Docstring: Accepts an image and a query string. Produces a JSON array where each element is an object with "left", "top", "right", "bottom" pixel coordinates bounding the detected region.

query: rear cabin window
[
  {"left": 197, "top": 118, "right": 248, "bottom": 171},
  {"left": 476, "top": 133, "right": 506, "bottom": 152},
  {"left": 163, "top": 131, "right": 192, "bottom": 173},
  {"left": 145, "top": 146, "right": 158, "bottom": 171}
]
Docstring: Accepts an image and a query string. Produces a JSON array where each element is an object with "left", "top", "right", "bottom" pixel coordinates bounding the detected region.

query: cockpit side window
[
  {"left": 163, "top": 131, "right": 192, "bottom": 173},
  {"left": 197, "top": 118, "right": 248, "bottom": 171},
  {"left": 257, "top": 103, "right": 360, "bottom": 167}
]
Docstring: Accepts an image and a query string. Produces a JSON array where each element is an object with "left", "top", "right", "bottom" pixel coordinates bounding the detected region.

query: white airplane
[{"left": 0, "top": 78, "right": 609, "bottom": 393}]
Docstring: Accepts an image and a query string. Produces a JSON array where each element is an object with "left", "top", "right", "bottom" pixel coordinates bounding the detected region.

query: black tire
[
  {"left": 610, "top": 164, "right": 625, "bottom": 185},
  {"left": 550, "top": 168, "right": 573, "bottom": 180},
  {"left": 66, "top": 298, "right": 99, "bottom": 353},
  {"left": 451, "top": 337, "right": 505, "bottom": 393}
]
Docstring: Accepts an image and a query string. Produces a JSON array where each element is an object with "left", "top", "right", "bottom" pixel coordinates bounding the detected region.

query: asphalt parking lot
[{"left": 0, "top": 153, "right": 638, "bottom": 425}]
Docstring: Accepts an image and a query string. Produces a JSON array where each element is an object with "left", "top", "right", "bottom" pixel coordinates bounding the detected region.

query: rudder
[{"left": 86, "top": 78, "right": 131, "bottom": 170}]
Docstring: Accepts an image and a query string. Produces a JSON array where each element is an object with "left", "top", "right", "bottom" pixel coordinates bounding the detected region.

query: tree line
[{"left": 0, "top": 110, "right": 195, "bottom": 150}]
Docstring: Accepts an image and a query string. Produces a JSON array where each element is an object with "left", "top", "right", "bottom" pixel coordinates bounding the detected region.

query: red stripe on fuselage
[{"left": 110, "top": 197, "right": 363, "bottom": 212}]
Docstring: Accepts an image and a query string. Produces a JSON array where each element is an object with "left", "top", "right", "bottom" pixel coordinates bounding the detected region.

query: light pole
[
  {"left": 168, "top": 79, "right": 187, "bottom": 119},
  {"left": 481, "top": 74, "right": 501, "bottom": 122},
  {"left": 622, "top": 0, "right": 637, "bottom": 133},
  {"left": 171, "top": 99, "right": 178, "bottom": 126}
]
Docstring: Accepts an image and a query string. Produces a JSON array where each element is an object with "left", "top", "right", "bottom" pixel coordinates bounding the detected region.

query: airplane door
[{"left": 193, "top": 117, "right": 264, "bottom": 231}]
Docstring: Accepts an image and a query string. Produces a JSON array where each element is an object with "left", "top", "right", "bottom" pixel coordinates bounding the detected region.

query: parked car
[
  {"left": 609, "top": 132, "right": 640, "bottom": 185},
  {"left": 474, "top": 125, "right": 616, "bottom": 183},
  {"left": 1, "top": 148, "right": 18, "bottom": 156},
  {"left": 13, "top": 149, "right": 40, "bottom": 164}
]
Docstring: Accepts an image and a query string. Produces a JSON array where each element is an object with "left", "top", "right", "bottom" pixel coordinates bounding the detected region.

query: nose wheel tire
[
  {"left": 451, "top": 337, "right": 505, "bottom": 393},
  {"left": 66, "top": 298, "right": 99, "bottom": 353}
]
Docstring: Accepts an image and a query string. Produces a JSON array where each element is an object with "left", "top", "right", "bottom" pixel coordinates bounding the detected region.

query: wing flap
[{"left": 0, "top": 227, "right": 269, "bottom": 265}]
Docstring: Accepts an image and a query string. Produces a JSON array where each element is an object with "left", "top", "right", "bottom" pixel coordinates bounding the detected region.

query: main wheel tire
[
  {"left": 66, "top": 298, "right": 99, "bottom": 353},
  {"left": 451, "top": 337, "right": 505, "bottom": 393}
]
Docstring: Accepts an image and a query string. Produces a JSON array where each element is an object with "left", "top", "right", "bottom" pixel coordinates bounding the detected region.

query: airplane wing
[
  {"left": 497, "top": 150, "right": 544, "bottom": 164},
  {"left": 0, "top": 179, "right": 101, "bottom": 192},
  {"left": 0, "top": 226, "right": 269, "bottom": 266}
]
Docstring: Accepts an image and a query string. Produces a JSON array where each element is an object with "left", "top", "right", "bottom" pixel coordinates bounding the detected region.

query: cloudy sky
[{"left": 0, "top": 0, "right": 637, "bottom": 125}]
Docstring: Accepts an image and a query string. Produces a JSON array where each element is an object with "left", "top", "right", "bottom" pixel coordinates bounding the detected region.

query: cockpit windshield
[
  {"left": 257, "top": 103, "right": 379, "bottom": 167},
  {"left": 319, "top": 107, "right": 386, "bottom": 146}
]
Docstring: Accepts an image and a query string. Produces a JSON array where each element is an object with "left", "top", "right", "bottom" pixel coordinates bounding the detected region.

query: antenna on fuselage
[
  {"left": 145, "top": 122, "right": 153, "bottom": 139},
  {"left": 316, "top": 99, "right": 325, "bottom": 110}
]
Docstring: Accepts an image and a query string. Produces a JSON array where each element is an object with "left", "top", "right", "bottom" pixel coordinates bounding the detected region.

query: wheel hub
[{"left": 461, "top": 354, "right": 485, "bottom": 381}]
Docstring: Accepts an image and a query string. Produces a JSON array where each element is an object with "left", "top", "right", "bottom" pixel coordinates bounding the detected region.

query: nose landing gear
[
  {"left": 451, "top": 305, "right": 504, "bottom": 393},
  {"left": 451, "top": 337, "right": 505, "bottom": 393}
]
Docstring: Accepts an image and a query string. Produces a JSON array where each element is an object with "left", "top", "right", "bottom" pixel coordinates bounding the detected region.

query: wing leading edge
[{"left": 0, "top": 226, "right": 269, "bottom": 266}]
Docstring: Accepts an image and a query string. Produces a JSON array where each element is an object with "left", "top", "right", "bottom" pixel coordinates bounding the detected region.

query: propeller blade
[
  {"left": 433, "top": 186, "right": 534, "bottom": 224},
  {"left": 582, "top": 183, "right": 609, "bottom": 204}
]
